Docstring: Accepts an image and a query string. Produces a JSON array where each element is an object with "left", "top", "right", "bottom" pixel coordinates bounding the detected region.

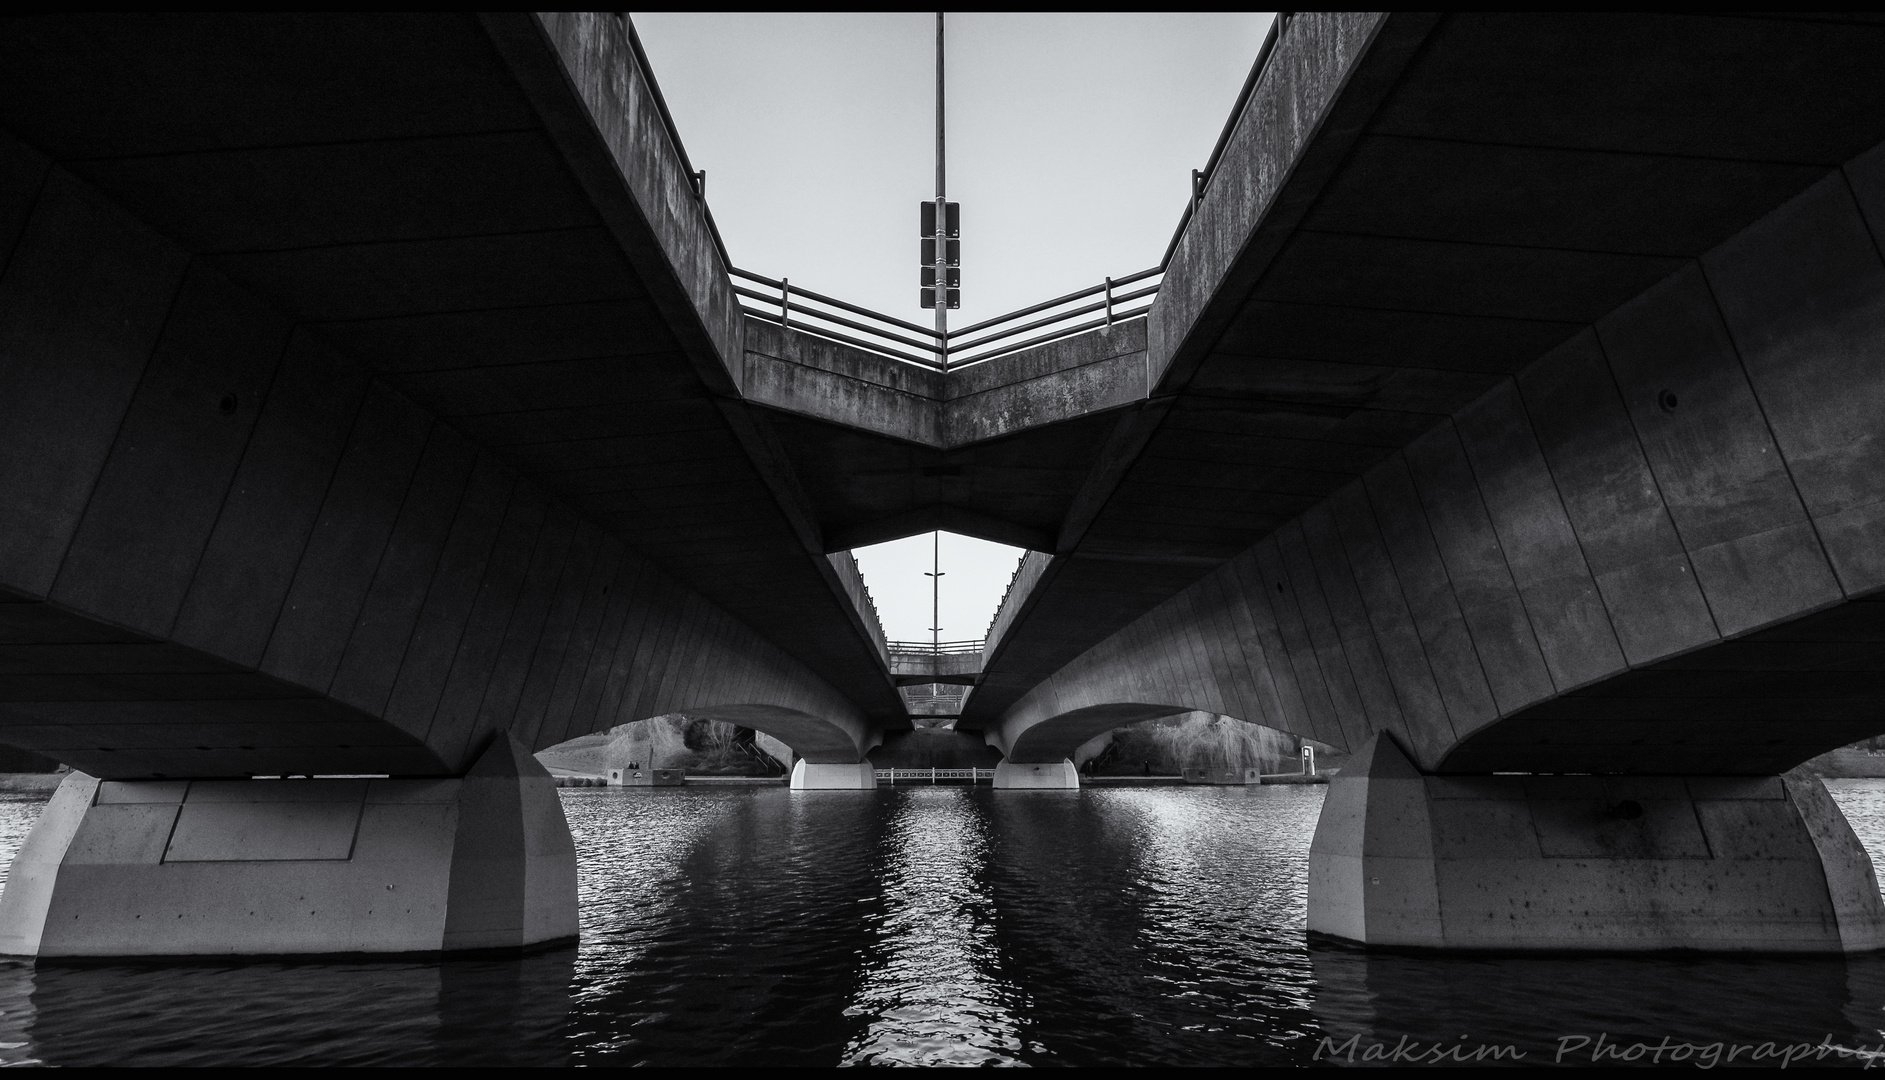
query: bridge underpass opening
[{"left": 852, "top": 531, "right": 1026, "bottom": 731}]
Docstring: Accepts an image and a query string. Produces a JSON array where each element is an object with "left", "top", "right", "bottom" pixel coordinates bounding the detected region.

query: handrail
[
  {"left": 621, "top": 16, "right": 734, "bottom": 272},
  {"left": 1157, "top": 12, "right": 1289, "bottom": 271},
  {"left": 624, "top": 10, "right": 1294, "bottom": 374},
  {"left": 886, "top": 639, "right": 984, "bottom": 656},
  {"left": 732, "top": 268, "right": 940, "bottom": 340}
]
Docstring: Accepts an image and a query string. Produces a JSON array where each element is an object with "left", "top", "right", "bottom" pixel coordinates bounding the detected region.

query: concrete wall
[
  {"left": 0, "top": 130, "right": 876, "bottom": 777},
  {"left": 740, "top": 317, "right": 1149, "bottom": 453},
  {"left": 996, "top": 145, "right": 1885, "bottom": 774}
]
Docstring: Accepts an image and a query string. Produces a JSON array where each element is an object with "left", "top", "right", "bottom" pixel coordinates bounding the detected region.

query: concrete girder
[
  {"left": 987, "top": 703, "right": 1193, "bottom": 765},
  {"left": 988, "top": 142, "right": 1885, "bottom": 776},
  {"left": 677, "top": 704, "right": 879, "bottom": 765},
  {"left": 887, "top": 650, "right": 981, "bottom": 687}
]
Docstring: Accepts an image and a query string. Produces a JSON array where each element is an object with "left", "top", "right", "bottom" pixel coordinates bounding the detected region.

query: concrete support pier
[
  {"left": 0, "top": 736, "right": 577, "bottom": 958},
  {"left": 1309, "top": 735, "right": 1885, "bottom": 953},
  {"left": 788, "top": 761, "right": 877, "bottom": 789},
  {"left": 992, "top": 760, "right": 1079, "bottom": 790}
]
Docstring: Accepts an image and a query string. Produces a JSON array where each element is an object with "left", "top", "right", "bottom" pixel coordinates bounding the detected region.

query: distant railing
[
  {"left": 944, "top": 266, "right": 1161, "bottom": 369},
  {"left": 876, "top": 768, "right": 994, "bottom": 785},
  {"left": 733, "top": 267, "right": 943, "bottom": 368},
  {"left": 886, "top": 639, "right": 984, "bottom": 657},
  {"left": 734, "top": 263, "right": 1161, "bottom": 372}
]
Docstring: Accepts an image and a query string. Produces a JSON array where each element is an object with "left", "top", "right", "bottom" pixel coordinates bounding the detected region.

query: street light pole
[
  {"left": 933, "top": 12, "right": 947, "bottom": 368},
  {"left": 925, "top": 530, "right": 943, "bottom": 654}
]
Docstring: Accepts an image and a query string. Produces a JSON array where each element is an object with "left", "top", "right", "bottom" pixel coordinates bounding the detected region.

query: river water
[{"left": 0, "top": 781, "right": 1883, "bottom": 1066}]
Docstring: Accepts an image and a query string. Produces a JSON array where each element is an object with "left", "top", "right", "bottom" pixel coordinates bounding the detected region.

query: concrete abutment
[
  {"left": 0, "top": 736, "right": 577, "bottom": 958},
  {"left": 992, "top": 759, "right": 1079, "bottom": 789},
  {"left": 788, "top": 761, "right": 876, "bottom": 789},
  {"left": 1308, "top": 734, "right": 1885, "bottom": 953}
]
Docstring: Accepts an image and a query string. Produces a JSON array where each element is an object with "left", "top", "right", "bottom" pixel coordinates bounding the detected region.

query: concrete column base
[
  {"left": 788, "top": 761, "right": 876, "bottom": 789},
  {"left": 992, "top": 759, "right": 1079, "bottom": 789},
  {"left": 1308, "top": 733, "right": 1885, "bottom": 953},
  {"left": 0, "top": 735, "right": 578, "bottom": 958}
]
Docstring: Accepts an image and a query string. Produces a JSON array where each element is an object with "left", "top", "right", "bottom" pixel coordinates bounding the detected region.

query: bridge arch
[{"left": 657, "top": 704, "right": 878, "bottom": 765}]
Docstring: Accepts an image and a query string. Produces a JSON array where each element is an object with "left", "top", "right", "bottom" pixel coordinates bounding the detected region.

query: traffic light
[{"left": 920, "top": 200, "right": 960, "bottom": 310}]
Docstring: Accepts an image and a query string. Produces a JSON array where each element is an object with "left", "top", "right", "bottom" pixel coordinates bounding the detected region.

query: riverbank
[
  {"left": 0, "top": 772, "right": 66, "bottom": 793},
  {"left": 1806, "top": 750, "right": 1885, "bottom": 778}
]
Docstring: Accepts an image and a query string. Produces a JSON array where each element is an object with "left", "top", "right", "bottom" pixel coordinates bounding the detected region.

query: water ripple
[{"left": 0, "top": 782, "right": 1871, "bottom": 1063}]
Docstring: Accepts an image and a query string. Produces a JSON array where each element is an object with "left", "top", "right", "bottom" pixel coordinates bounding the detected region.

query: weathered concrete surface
[
  {"left": 869, "top": 728, "right": 1002, "bottom": 770},
  {"left": 887, "top": 648, "right": 980, "bottom": 687},
  {"left": 990, "top": 144, "right": 1885, "bottom": 776},
  {"left": 742, "top": 319, "right": 1147, "bottom": 553},
  {"left": 789, "top": 760, "right": 876, "bottom": 790},
  {"left": 1309, "top": 735, "right": 1885, "bottom": 952},
  {"left": 0, "top": 735, "right": 578, "bottom": 957},
  {"left": 992, "top": 759, "right": 1079, "bottom": 790}
]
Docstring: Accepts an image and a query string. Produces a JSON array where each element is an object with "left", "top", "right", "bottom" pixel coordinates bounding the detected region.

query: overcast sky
[{"left": 633, "top": 12, "right": 1276, "bottom": 641}]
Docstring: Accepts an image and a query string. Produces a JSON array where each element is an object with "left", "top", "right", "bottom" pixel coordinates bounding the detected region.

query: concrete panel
[
  {"left": 0, "top": 131, "right": 50, "bottom": 279},
  {"left": 1301, "top": 505, "right": 1404, "bottom": 733},
  {"left": 590, "top": 563, "right": 664, "bottom": 731},
  {"left": 1252, "top": 539, "right": 1344, "bottom": 748},
  {"left": 1705, "top": 171, "right": 1885, "bottom": 595},
  {"left": 1453, "top": 381, "right": 1625, "bottom": 689},
  {"left": 1404, "top": 426, "right": 1555, "bottom": 714},
  {"left": 424, "top": 487, "right": 548, "bottom": 761},
  {"left": 533, "top": 538, "right": 623, "bottom": 749},
  {"left": 1363, "top": 456, "right": 1498, "bottom": 744},
  {"left": 1327, "top": 482, "right": 1454, "bottom": 764},
  {"left": 50, "top": 264, "right": 288, "bottom": 636},
  {"left": 63, "top": 804, "right": 178, "bottom": 865},
  {"left": 560, "top": 556, "right": 646, "bottom": 743},
  {"left": 164, "top": 799, "right": 363, "bottom": 862},
  {"left": 1193, "top": 569, "right": 1268, "bottom": 726},
  {"left": 1220, "top": 575, "right": 1307, "bottom": 744},
  {"left": 1527, "top": 793, "right": 1710, "bottom": 860},
  {"left": 470, "top": 504, "right": 578, "bottom": 750},
  {"left": 1518, "top": 331, "right": 1718, "bottom": 664},
  {"left": 378, "top": 456, "right": 514, "bottom": 741},
  {"left": 1598, "top": 264, "right": 1840, "bottom": 636},
  {"left": 0, "top": 171, "right": 188, "bottom": 597},
  {"left": 328, "top": 423, "right": 478, "bottom": 717},
  {"left": 172, "top": 331, "right": 371, "bottom": 667},
  {"left": 262, "top": 384, "right": 433, "bottom": 693}
]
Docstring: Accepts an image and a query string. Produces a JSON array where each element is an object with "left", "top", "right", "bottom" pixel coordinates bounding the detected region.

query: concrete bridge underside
[{"left": 0, "top": 11, "right": 1883, "bottom": 954}]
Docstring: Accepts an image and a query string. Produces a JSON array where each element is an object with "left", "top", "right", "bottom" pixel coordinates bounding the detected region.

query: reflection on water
[
  {"left": 0, "top": 782, "right": 1880, "bottom": 1063},
  {"left": 842, "top": 788, "right": 1022, "bottom": 1065}
]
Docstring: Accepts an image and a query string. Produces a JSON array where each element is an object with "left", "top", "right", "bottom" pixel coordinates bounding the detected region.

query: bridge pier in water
[
  {"left": 788, "top": 761, "right": 878, "bottom": 789},
  {"left": 0, "top": 736, "right": 577, "bottom": 958},
  {"left": 991, "top": 760, "right": 1079, "bottom": 789},
  {"left": 1309, "top": 735, "right": 1885, "bottom": 952}
]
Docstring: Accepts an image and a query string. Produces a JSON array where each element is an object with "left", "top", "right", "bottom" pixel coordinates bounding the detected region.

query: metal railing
[
  {"left": 886, "top": 639, "right": 984, "bottom": 656},
  {"left": 733, "top": 267, "right": 942, "bottom": 368},
  {"left": 876, "top": 768, "right": 994, "bottom": 785}
]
